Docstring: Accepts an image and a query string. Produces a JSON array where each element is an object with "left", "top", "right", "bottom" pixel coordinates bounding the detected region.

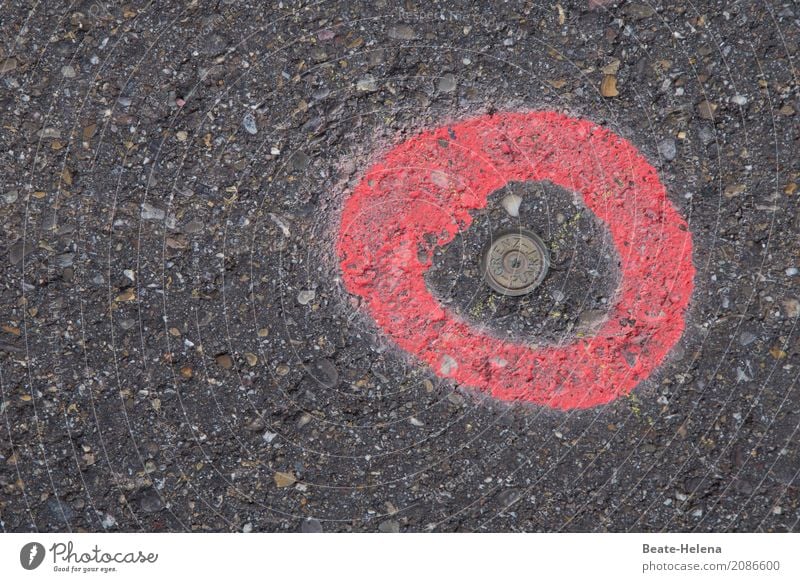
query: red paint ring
[{"left": 337, "top": 111, "right": 695, "bottom": 410}]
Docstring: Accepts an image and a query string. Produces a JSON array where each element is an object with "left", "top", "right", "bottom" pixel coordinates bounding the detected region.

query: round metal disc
[{"left": 480, "top": 228, "right": 550, "bottom": 296}]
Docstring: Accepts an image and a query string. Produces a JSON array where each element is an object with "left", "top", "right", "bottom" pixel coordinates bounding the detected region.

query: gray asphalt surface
[{"left": 0, "top": 0, "right": 798, "bottom": 532}]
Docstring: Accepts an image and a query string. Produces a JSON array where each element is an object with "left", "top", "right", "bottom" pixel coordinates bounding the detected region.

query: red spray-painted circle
[{"left": 337, "top": 111, "right": 695, "bottom": 410}]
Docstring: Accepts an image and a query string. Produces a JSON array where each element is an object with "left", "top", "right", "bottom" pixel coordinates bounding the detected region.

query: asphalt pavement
[{"left": 0, "top": 0, "right": 798, "bottom": 532}]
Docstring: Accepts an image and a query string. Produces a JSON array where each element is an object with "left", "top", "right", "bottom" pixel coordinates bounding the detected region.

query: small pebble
[
  {"left": 356, "top": 75, "right": 378, "bottom": 92},
  {"left": 274, "top": 471, "right": 296, "bottom": 488},
  {"left": 387, "top": 25, "right": 416, "bottom": 40},
  {"left": 437, "top": 73, "right": 457, "bottom": 93},
  {"left": 378, "top": 519, "right": 400, "bottom": 533},
  {"left": 447, "top": 392, "right": 465, "bottom": 406},
  {"left": 56, "top": 252, "right": 74, "bottom": 268},
  {"left": 297, "top": 290, "right": 316, "bottom": 305},
  {"left": 301, "top": 518, "right": 323, "bottom": 533},
  {"left": 307, "top": 358, "right": 338, "bottom": 388},
  {"left": 698, "top": 126, "right": 715, "bottom": 146},
  {"left": 243, "top": 111, "right": 257, "bottom": 135},
  {"left": 738, "top": 331, "right": 757, "bottom": 346},
  {"left": 183, "top": 220, "right": 204, "bottom": 234},
  {"left": 497, "top": 489, "right": 521, "bottom": 506},
  {"left": 782, "top": 298, "right": 799, "bottom": 318},
  {"left": 624, "top": 3, "right": 656, "bottom": 19},
  {"left": 0, "top": 57, "right": 17, "bottom": 74},
  {"left": 577, "top": 310, "right": 606, "bottom": 330},
  {"left": 138, "top": 489, "right": 164, "bottom": 513},
  {"left": 141, "top": 203, "right": 166, "bottom": 221},
  {"left": 430, "top": 170, "right": 449, "bottom": 187},
  {"left": 697, "top": 100, "right": 717, "bottom": 120},
  {"left": 658, "top": 138, "right": 677, "bottom": 162},
  {"left": 8, "top": 240, "right": 32, "bottom": 266},
  {"left": 312, "top": 87, "right": 330, "bottom": 100},
  {"left": 38, "top": 127, "right": 61, "bottom": 139},
  {"left": 600, "top": 74, "right": 619, "bottom": 97},
  {"left": 216, "top": 353, "right": 234, "bottom": 369},
  {"left": 786, "top": 267, "right": 798, "bottom": 276},
  {"left": 440, "top": 355, "right": 458, "bottom": 376},
  {"left": 245, "top": 418, "right": 265, "bottom": 432},
  {"left": 501, "top": 193, "right": 522, "bottom": 217},
  {"left": 291, "top": 151, "right": 311, "bottom": 171}
]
